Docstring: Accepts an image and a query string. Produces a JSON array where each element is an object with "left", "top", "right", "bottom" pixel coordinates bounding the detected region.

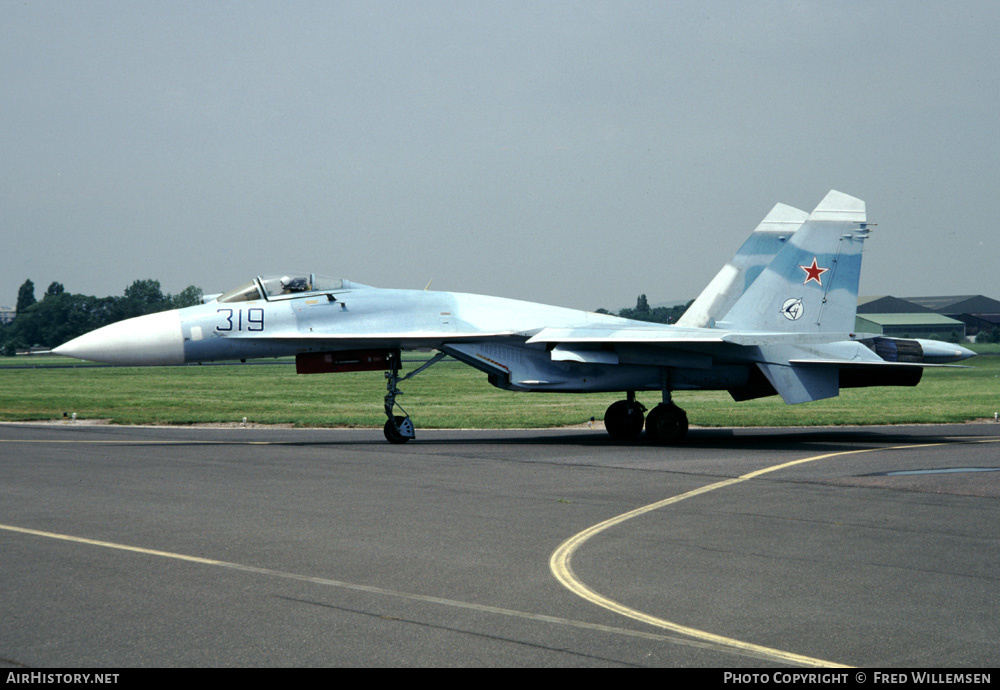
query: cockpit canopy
[{"left": 216, "top": 274, "right": 346, "bottom": 303}]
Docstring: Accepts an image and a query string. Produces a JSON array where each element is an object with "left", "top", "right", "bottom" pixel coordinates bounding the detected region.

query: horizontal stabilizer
[
  {"left": 757, "top": 363, "right": 840, "bottom": 404},
  {"left": 787, "top": 359, "right": 969, "bottom": 369}
]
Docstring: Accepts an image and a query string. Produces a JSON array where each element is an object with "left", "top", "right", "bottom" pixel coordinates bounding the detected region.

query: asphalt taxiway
[{"left": 1, "top": 423, "right": 998, "bottom": 667}]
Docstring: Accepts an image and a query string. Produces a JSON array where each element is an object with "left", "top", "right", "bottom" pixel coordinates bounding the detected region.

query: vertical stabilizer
[
  {"left": 677, "top": 203, "right": 808, "bottom": 328},
  {"left": 716, "top": 190, "right": 868, "bottom": 334}
]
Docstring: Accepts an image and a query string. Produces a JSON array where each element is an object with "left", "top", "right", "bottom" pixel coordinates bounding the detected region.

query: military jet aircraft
[{"left": 54, "top": 190, "right": 974, "bottom": 443}]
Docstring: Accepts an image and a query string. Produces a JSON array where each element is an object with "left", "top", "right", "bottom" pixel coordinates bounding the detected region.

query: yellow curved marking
[
  {"left": 550, "top": 438, "right": 1000, "bottom": 668},
  {"left": 0, "top": 522, "right": 771, "bottom": 656}
]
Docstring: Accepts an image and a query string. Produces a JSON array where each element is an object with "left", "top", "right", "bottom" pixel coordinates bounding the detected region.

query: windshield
[
  {"left": 216, "top": 274, "right": 345, "bottom": 303},
  {"left": 216, "top": 281, "right": 263, "bottom": 304}
]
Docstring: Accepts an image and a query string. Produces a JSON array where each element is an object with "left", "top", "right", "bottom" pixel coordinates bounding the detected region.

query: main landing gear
[
  {"left": 603, "top": 392, "right": 646, "bottom": 440},
  {"left": 604, "top": 390, "right": 688, "bottom": 444},
  {"left": 383, "top": 351, "right": 447, "bottom": 444}
]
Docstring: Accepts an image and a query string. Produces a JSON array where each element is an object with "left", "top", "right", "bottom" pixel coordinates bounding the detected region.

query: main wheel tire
[
  {"left": 604, "top": 400, "right": 645, "bottom": 440},
  {"left": 645, "top": 404, "right": 688, "bottom": 444},
  {"left": 383, "top": 416, "right": 411, "bottom": 444}
]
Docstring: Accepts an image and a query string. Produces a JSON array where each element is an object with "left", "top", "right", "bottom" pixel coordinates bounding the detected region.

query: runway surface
[{"left": 1, "top": 422, "right": 998, "bottom": 667}]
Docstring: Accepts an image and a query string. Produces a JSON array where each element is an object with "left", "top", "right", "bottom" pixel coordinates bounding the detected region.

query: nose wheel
[{"left": 383, "top": 415, "right": 414, "bottom": 444}]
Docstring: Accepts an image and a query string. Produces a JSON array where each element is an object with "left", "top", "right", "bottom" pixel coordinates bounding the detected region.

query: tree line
[
  {"left": 597, "top": 294, "right": 693, "bottom": 324},
  {"left": 2, "top": 279, "right": 202, "bottom": 355},
  {"left": 3, "top": 283, "right": 683, "bottom": 356}
]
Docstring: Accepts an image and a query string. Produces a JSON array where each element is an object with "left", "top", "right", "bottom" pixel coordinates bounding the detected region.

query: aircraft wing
[{"left": 525, "top": 326, "right": 725, "bottom": 345}]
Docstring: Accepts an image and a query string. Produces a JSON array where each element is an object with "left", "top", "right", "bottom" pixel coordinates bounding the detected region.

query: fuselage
[
  {"left": 52, "top": 274, "right": 976, "bottom": 398},
  {"left": 53, "top": 278, "right": 673, "bottom": 367}
]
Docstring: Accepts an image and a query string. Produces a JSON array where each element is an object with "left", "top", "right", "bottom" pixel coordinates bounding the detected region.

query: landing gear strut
[{"left": 382, "top": 350, "right": 447, "bottom": 444}]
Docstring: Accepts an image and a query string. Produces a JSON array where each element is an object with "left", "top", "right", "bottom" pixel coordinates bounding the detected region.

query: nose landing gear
[{"left": 382, "top": 350, "right": 447, "bottom": 444}]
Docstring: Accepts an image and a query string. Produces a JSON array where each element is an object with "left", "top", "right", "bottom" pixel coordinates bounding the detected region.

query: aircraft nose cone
[{"left": 53, "top": 310, "right": 184, "bottom": 365}]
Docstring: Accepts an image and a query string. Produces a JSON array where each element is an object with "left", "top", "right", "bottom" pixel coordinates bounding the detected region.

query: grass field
[{"left": 2, "top": 351, "right": 997, "bottom": 428}]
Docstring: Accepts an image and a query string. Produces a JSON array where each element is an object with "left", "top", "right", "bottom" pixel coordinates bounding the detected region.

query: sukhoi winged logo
[{"left": 781, "top": 297, "right": 804, "bottom": 321}]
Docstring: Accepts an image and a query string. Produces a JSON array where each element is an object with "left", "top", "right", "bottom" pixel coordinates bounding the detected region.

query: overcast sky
[{"left": 2, "top": 1, "right": 997, "bottom": 312}]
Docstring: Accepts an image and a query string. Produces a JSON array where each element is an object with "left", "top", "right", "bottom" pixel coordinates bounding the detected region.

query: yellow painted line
[
  {"left": 0, "top": 523, "right": 779, "bottom": 662},
  {"left": 549, "top": 438, "right": 1000, "bottom": 668},
  {"left": 1, "top": 524, "right": 229, "bottom": 566},
  {"left": 0, "top": 439, "right": 277, "bottom": 444}
]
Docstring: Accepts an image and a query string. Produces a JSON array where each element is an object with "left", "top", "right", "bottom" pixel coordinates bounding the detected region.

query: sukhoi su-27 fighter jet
[{"left": 54, "top": 191, "right": 974, "bottom": 443}]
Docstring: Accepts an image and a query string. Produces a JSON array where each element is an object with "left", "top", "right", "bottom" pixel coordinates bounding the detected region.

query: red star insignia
[{"left": 800, "top": 257, "right": 829, "bottom": 286}]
